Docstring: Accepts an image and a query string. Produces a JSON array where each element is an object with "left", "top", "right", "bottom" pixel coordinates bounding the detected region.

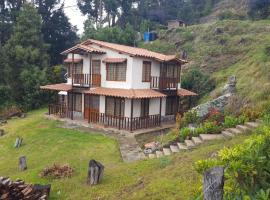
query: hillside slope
[{"left": 141, "top": 20, "right": 270, "bottom": 108}]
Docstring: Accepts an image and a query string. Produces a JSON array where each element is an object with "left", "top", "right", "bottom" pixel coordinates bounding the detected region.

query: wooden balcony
[
  {"left": 72, "top": 74, "right": 101, "bottom": 88},
  {"left": 150, "top": 76, "right": 178, "bottom": 90}
]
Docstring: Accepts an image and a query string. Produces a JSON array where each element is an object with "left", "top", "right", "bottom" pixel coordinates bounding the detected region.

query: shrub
[
  {"left": 179, "top": 127, "right": 191, "bottom": 142},
  {"left": 195, "top": 125, "right": 270, "bottom": 198},
  {"left": 181, "top": 111, "right": 200, "bottom": 128},
  {"left": 242, "top": 107, "right": 262, "bottom": 121},
  {"left": 223, "top": 115, "right": 246, "bottom": 128},
  {"left": 204, "top": 108, "right": 224, "bottom": 125},
  {"left": 201, "top": 121, "right": 223, "bottom": 134}
]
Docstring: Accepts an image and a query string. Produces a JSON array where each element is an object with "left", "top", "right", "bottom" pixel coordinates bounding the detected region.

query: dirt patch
[{"left": 40, "top": 164, "right": 74, "bottom": 179}]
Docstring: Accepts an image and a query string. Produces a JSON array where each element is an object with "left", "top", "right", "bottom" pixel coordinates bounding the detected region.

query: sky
[{"left": 64, "top": 0, "right": 86, "bottom": 35}]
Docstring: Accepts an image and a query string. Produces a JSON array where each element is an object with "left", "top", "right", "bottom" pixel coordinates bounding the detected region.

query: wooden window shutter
[{"left": 142, "top": 61, "right": 151, "bottom": 82}]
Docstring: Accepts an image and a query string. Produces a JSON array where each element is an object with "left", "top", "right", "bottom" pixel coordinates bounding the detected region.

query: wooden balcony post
[
  {"left": 71, "top": 53, "right": 74, "bottom": 85},
  {"left": 130, "top": 99, "right": 134, "bottom": 132},
  {"left": 71, "top": 93, "right": 74, "bottom": 120},
  {"left": 159, "top": 97, "right": 162, "bottom": 126},
  {"left": 118, "top": 99, "right": 122, "bottom": 130}
]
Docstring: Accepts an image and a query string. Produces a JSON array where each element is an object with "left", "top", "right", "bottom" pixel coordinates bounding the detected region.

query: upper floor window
[
  {"left": 142, "top": 61, "right": 151, "bottom": 82},
  {"left": 106, "top": 62, "right": 127, "bottom": 81}
]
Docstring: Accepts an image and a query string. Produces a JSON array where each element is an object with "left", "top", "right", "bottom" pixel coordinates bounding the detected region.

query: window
[
  {"left": 166, "top": 96, "right": 177, "bottom": 115},
  {"left": 68, "top": 93, "right": 82, "bottom": 112},
  {"left": 92, "top": 60, "right": 101, "bottom": 74},
  {"left": 161, "top": 63, "right": 180, "bottom": 80},
  {"left": 74, "top": 64, "right": 83, "bottom": 74},
  {"left": 142, "top": 61, "right": 151, "bottom": 82},
  {"left": 105, "top": 97, "right": 125, "bottom": 117},
  {"left": 141, "top": 99, "right": 149, "bottom": 117},
  {"left": 85, "top": 95, "right": 100, "bottom": 110},
  {"left": 106, "top": 62, "right": 127, "bottom": 81}
]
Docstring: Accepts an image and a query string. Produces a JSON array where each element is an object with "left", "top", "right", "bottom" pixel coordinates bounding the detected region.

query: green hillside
[{"left": 141, "top": 20, "right": 270, "bottom": 108}]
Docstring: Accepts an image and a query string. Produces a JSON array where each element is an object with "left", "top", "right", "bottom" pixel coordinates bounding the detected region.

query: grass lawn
[{"left": 0, "top": 109, "right": 252, "bottom": 200}]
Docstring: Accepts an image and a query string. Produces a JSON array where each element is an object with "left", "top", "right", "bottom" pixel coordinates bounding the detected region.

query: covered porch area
[{"left": 83, "top": 87, "right": 166, "bottom": 132}]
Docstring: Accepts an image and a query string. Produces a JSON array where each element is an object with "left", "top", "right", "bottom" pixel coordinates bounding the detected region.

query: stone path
[{"left": 146, "top": 120, "right": 261, "bottom": 159}]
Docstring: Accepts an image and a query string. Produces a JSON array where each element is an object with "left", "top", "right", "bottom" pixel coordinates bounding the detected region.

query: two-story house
[{"left": 41, "top": 39, "right": 197, "bottom": 132}]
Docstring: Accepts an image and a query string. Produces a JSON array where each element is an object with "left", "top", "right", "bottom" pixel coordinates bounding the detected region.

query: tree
[
  {"left": 248, "top": 0, "right": 270, "bottom": 19},
  {"left": 3, "top": 3, "right": 49, "bottom": 110},
  {"left": 82, "top": 21, "right": 137, "bottom": 45},
  {"left": 35, "top": 0, "right": 78, "bottom": 65}
]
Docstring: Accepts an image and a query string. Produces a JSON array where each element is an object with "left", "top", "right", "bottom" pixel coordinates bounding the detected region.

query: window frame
[
  {"left": 106, "top": 62, "right": 127, "bottom": 82},
  {"left": 142, "top": 61, "right": 151, "bottom": 82},
  {"left": 165, "top": 96, "right": 177, "bottom": 115},
  {"left": 105, "top": 97, "right": 125, "bottom": 117}
]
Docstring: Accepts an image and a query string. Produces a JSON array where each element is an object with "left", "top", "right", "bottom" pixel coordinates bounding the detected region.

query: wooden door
[
  {"left": 92, "top": 60, "right": 101, "bottom": 86},
  {"left": 84, "top": 95, "right": 100, "bottom": 122}
]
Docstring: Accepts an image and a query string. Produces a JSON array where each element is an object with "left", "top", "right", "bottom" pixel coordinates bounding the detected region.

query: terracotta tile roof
[
  {"left": 84, "top": 87, "right": 166, "bottom": 99},
  {"left": 177, "top": 88, "right": 197, "bottom": 96},
  {"left": 103, "top": 58, "right": 127, "bottom": 63},
  {"left": 63, "top": 58, "right": 83, "bottom": 63},
  {"left": 40, "top": 83, "right": 72, "bottom": 91},
  {"left": 82, "top": 39, "right": 188, "bottom": 64},
  {"left": 61, "top": 44, "right": 105, "bottom": 55}
]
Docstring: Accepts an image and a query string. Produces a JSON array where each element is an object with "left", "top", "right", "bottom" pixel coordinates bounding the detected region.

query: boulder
[{"left": 222, "top": 75, "right": 237, "bottom": 95}]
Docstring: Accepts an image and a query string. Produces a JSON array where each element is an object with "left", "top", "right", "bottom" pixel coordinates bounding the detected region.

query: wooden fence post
[{"left": 203, "top": 166, "right": 224, "bottom": 200}]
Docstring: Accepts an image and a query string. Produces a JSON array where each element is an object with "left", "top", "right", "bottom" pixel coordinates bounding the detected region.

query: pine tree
[{"left": 3, "top": 3, "right": 49, "bottom": 110}]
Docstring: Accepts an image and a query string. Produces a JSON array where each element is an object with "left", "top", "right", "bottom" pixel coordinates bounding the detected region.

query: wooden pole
[
  {"left": 71, "top": 93, "right": 74, "bottom": 120},
  {"left": 130, "top": 99, "right": 133, "bottom": 132},
  {"left": 203, "top": 167, "right": 224, "bottom": 200},
  {"left": 118, "top": 99, "right": 122, "bottom": 130},
  {"left": 19, "top": 156, "right": 27, "bottom": 171},
  {"left": 159, "top": 97, "right": 162, "bottom": 126},
  {"left": 72, "top": 53, "right": 74, "bottom": 86}
]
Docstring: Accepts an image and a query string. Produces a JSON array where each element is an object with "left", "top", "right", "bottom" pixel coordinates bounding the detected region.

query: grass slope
[
  {"left": 141, "top": 20, "right": 270, "bottom": 107},
  {"left": 0, "top": 109, "right": 252, "bottom": 199}
]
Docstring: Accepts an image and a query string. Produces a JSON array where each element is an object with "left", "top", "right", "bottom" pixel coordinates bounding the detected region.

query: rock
[
  {"left": 214, "top": 27, "right": 224, "bottom": 34},
  {"left": 144, "top": 148, "right": 153, "bottom": 154},
  {"left": 87, "top": 160, "right": 104, "bottom": 186},
  {"left": 0, "top": 129, "right": 5, "bottom": 136},
  {"left": 222, "top": 76, "right": 237, "bottom": 95},
  {"left": 19, "top": 156, "right": 27, "bottom": 171},
  {"left": 0, "top": 120, "right": 7, "bottom": 125}
]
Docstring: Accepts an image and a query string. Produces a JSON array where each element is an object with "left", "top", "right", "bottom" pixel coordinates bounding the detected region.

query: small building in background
[{"left": 167, "top": 20, "right": 186, "bottom": 29}]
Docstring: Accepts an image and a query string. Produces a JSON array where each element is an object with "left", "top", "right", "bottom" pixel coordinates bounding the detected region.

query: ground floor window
[
  {"left": 68, "top": 93, "right": 82, "bottom": 112},
  {"left": 85, "top": 95, "right": 100, "bottom": 111},
  {"left": 166, "top": 96, "right": 177, "bottom": 115},
  {"left": 105, "top": 97, "right": 125, "bottom": 117},
  {"left": 141, "top": 99, "right": 149, "bottom": 117}
]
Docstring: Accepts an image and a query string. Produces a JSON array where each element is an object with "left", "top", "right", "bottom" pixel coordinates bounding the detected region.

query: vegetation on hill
[
  {"left": 141, "top": 19, "right": 270, "bottom": 109},
  {"left": 0, "top": 109, "right": 252, "bottom": 199}
]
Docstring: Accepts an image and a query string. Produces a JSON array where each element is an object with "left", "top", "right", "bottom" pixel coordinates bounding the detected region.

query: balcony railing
[
  {"left": 48, "top": 104, "right": 72, "bottom": 118},
  {"left": 150, "top": 76, "right": 178, "bottom": 90},
  {"left": 88, "top": 112, "right": 161, "bottom": 131},
  {"left": 72, "top": 74, "right": 101, "bottom": 87}
]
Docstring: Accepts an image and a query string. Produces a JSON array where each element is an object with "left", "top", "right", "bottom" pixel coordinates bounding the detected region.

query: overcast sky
[{"left": 64, "top": 0, "right": 86, "bottom": 35}]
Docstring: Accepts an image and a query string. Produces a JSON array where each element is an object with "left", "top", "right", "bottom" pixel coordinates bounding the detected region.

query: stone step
[
  {"left": 163, "top": 148, "right": 172, "bottom": 156},
  {"left": 222, "top": 131, "right": 235, "bottom": 138},
  {"left": 192, "top": 137, "right": 203, "bottom": 145},
  {"left": 170, "top": 145, "right": 180, "bottom": 153},
  {"left": 236, "top": 125, "right": 252, "bottom": 133},
  {"left": 199, "top": 134, "right": 225, "bottom": 142},
  {"left": 156, "top": 151, "right": 164, "bottom": 158},
  {"left": 177, "top": 143, "right": 188, "bottom": 150},
  {"left": 148, "top": 153, "right": 156, "bottom": 159},
  {"left": 185, "top": 140, "right": 195, "bottom": 148},
  {"left": 227, "top": 128, "right": 243, "bottom": 135},
  {"left": 245, "top": 122, "right": 260, "bottom": 129}
]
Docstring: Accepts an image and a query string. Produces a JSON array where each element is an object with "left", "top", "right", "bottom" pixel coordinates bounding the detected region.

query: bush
[
  {"left": 181, "top": 111, "right": 200, "bottom": 128},
  {"left": 201, "top": 121, "right": 223, "bottom": 134},
  {"left": 204, "top": 108, "right": 224, "bottom": 125},
  {"left": 195, "top": 125, "right": 270, "bottom": 198},
  {"left": 242, "top": 107, "right": 262, "bottom": 121},
  {"left": 179, "top": 127, "right": 192, "bottom": 142},
  {"left": 223, "top": 115, "right": 247, "bottom": 128}
]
